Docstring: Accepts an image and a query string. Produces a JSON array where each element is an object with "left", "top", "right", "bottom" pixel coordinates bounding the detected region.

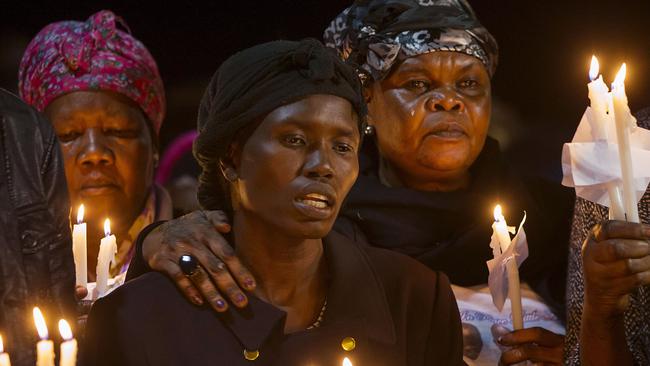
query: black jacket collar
[{"left": 220, "top": 230, "right": 396, "bottom": 351}]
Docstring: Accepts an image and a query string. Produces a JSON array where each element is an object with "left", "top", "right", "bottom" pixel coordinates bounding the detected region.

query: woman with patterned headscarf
[
  {"left": 134, "top": 1, "right": 570, "bottom": 364},
  {"left": 18, "top": 10, "right": 172, "bottom": 292}
]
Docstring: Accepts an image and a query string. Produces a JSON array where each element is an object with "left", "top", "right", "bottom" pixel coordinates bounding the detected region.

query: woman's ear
[{"left": 220, "top": 142, "right": 242, "bottom": 182}]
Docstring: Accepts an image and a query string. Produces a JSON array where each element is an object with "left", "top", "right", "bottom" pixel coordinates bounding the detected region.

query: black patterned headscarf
[
  {"left": 323, "top": 0, "right": 498, "bottom": 82},
  {"left": 194, "top": 38, "right": 365, "bottom": 212}
]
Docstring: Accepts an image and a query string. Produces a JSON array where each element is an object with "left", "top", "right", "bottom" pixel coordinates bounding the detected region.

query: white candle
[
  {"left": 492, "top": 205, "right": 524, "bottom": 330},
  {"left": 58, "top": 320, "right": 77, "bottom": 366},
  {"left": 72, "top": 204, "right": 88, "bottom": 287},
  {"left": 587, "top": 56, "right": 626, "bottom": 219},
  {"left": 587, "top": 56, "right": 610, "bottom": 140},
  {"left": 0, "top": 335, "right": 11, "bottom": 366},
  {"left": 343, "top": 357, "right": 353, "bottom": 366},
  {"left": 33, "top": 307, "right": 54, "bottom": 366},
  {"left": 611, "top": 64, "right": 640, "bottom": 223},
  {"left": 96, "top": 218, "right": 117, "bottom": 298}
]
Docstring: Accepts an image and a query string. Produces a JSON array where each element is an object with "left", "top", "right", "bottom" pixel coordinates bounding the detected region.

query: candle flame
[
  {"left": 104, "top": 218, "right": 111, "bottom": 237},
  {"left": 77, "top": 204, "right": 85, "bottom": 224},
  {"left": 343, "top": 357, "right": 353, "bottom": 366},
  {"left": 58, "top": 319, "right": 73, "bottom": 341},
  {"left": 33, "top": 307, "right": 48, "bottom": 340},
  {"left": 613, "top": 63, "right": 627, "bottom": 87},
  {"left": 589, "top": 55, "right": 600, "bottom": 81},
  {"left": 0, "top": 334, "right": 4, "bottom": 353},
  {"left": 493, "top": 204, "right": 504, "bottom": 221}
]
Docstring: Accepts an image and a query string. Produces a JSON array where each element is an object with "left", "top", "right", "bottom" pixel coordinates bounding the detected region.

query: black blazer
[{"left": 83, "top": 230, "right": 464, "bottom": 366}]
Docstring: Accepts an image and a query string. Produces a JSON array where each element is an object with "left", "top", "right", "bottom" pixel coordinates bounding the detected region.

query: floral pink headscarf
[{"left": 18, "top": 10, "right": 166, "bottom": 133}]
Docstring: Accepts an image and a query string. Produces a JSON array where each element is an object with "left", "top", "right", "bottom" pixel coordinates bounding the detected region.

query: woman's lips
[
  {"left": 424, "top": 122, "right": 468, "bottom": 140},
  {"left": 79, "top": 184, "right": 119, "bottom": 196},
  {"left": 293, "top": 192, "right": 335, "bottom": 220}
]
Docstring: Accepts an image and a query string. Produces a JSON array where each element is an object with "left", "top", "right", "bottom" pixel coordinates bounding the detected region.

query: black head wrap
[
  {"left": 323, "top": 0, "right": 498, "bottom": 82},
  {"left": 194, "top": 38, "right": 366, "bottom": 211}
]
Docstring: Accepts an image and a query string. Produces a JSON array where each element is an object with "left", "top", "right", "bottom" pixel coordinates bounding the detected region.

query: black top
[
  {"left": 83, "top": 230, "right": 464, "bottom": 366},
  {"left": 338, "top": 137, "right": 574, "bottom": 319}
]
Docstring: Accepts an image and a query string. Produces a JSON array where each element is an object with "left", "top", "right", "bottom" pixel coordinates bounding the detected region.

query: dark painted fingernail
[
  {"left": 245, "top": 279, "right": 256, "bottom": 289},
  {"left": 235, "top": 293, "right": 246, "bottom": 303},
  {"left": 215, "top": 299, "right": 226, "bottom": 309},
  {"left": 192, "top": 295, "right": 204, "bottom": 305}
]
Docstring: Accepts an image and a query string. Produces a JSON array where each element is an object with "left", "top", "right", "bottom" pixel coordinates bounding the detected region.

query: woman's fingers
[
  {"left": 588, "top": 238, "right": 650, "bottom": 263},
  {"left": 193, "top": 244, "right": 250, "bottom": 308},
  {"left": 499, "top": 344, "right": 563, "bottom": 365},
  {"left": 182, "top": 263, "right": 229, "bottom": 312},
  {"left": 202, "top": 230, "right": 256, "bottom": 292},
  {"left": 593, "top": 220, "right": 650, "bottom": 242},
  {"left": 158, "top": 259, "right": 204, "bottom": 306},
  {"left": 498, "top": 327, "right": 564, "bottom": 347},
  {"left": 203, "top": 210, "right": 232, "bottom": 233}
]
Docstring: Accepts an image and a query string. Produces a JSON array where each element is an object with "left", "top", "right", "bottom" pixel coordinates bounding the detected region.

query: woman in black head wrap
[
  {"left": 83, "top": 39, "right": 464, "bottom": 366},
  {"left": 135, "top": 1, "right": 570, "bottom": 365}
]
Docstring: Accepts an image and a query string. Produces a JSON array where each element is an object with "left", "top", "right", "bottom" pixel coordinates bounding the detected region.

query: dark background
[{"left": 2, "top": 0, "right": 649, "bottom": 181}]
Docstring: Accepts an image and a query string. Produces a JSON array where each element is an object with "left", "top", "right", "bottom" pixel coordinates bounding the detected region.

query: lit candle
[
  {"left": 492, "top": 205, "right": 523, "bottom": 330},
  {"left": 343, "top": 357, "right": 353, "bottom": 366},
  {"left": 72, "top": 204, "right": 88, "bottom": 287},
  {"left": 0, "top": 335, "right": 11, "bottom": 366},
  {"left": 587, "top": 55, "right": 610, "bottom": 140},
  {"left": 58, "top": 320, "right": 77, "bottom": 366},
  {"left": 33, "top": 307, "right": 54, "bottom": 366},
  {"left": 611, "top": 64, "right": 640, "bottom": 223},
  {"left": 587, "top": 56, "right": 625, "bottom": 219},
  {"left": 96, "top": 219, "right": 117, "bottom": 298}
]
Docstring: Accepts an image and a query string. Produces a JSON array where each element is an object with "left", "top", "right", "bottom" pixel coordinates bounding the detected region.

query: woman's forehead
[
  {"left": 263, "top": 95, "right": 357, "bottom": 126},
  {"left": 396, "top": 52, "right": 486, "bottom": 73}
]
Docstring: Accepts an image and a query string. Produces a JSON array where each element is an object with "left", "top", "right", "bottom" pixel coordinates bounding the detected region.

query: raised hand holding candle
[
  {"left": 33, "top": 307, "right": 54, "bottom": 366},
  {"left": 58, "top": 320, "right": 77, "bottom": 366},
  {"left": 72, "top": 204, "right": 88, "bottom": 287},
  {"left": 0, "top": 335, "right": 11, "bottom": 366},
  {"left": 96, "top": 219, "right": 117, "bottom": 298},
  {"left": 611, "top": 64, "right": 640, "bottom": 223},
  {"left": 491, "top": 205, "right": 523, "bottom": 330}
]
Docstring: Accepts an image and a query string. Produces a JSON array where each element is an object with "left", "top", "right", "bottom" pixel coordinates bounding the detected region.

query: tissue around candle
[{"left": 72, "top": 204, "right": 87, "bottom": 287}]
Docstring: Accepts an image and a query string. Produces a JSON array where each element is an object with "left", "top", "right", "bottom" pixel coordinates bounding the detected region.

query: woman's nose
[
  {"left": 426, "top": 91, "right": 465, "bottom": 112},
  {"left": 77, "top": 129, "right": 114, "bottom": 167},
  {"left": 304, "top": 148, "right": 334, "bottom": 180}
]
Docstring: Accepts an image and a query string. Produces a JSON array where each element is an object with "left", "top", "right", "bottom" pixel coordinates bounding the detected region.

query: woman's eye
[
  {"left": 458, "top": 79, "right": 480, "bottom": 89},
  {"left": 334, "top": 143, "right": 354, "bottom": 154},
  {"left": 57, "top": 131, "right": 81, "bottom": 142},
  {"left": 405, "top": 80, "right": 430, "bottom": 92},
  {"left": 283, "top": 135, "right": 306, "bottom": 146},
  {"left": 105, "top": 128, "right": 138, "bottom": 138}
]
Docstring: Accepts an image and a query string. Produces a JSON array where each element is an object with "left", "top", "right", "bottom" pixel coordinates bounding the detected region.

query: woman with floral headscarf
[
  {"left": 132, "top": 1, "right": 571, "bottom": 364},
  {"left": 18, "top": 10, "right": 172, "bottom": 291}
]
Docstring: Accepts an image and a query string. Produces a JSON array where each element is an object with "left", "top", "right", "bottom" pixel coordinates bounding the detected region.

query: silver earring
[
  {"left": 364, "top": 125, "right": 375, "bottom": 136},
  {"left": 223, "top": 169, "right": 238, "bottom": 182}
]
